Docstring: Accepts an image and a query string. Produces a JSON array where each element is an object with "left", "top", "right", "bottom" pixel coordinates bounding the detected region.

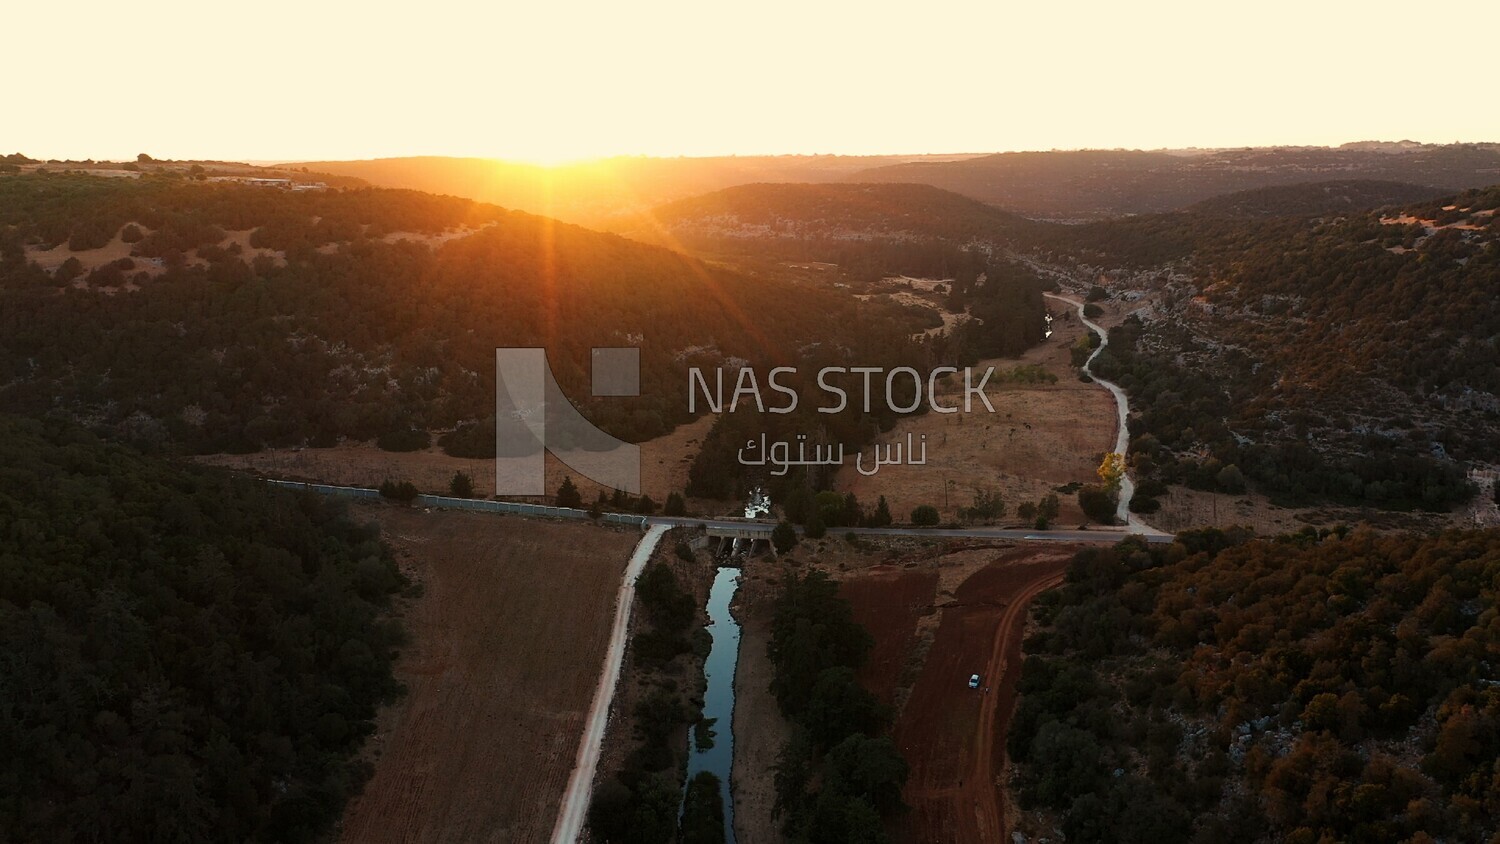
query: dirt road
[
  {"left": 890, "top": 549, "right": 1072, "bottom": 843},
  {"left": 550, "top": 524, "right": 670, "bottom": 844},
  {"left": 1043, "top": 292, "right": 1164, "bottom": 535}
]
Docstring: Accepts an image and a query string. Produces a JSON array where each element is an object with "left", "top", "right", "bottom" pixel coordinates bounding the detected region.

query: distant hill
[
  {"left": 1186, "top": 180, "right": 1452, "bottom": 217},
  {"left": 641, "top": 181, "right": 1041, "bottom": 246},
  {"left": 0, "top": 153, "right": 366, "bottom": 188},
  {"left": 287, "top": 154, "right": 984, "bottom": 228},
  {"left": 848, "top": 144, "right": 1500, "bottom": 218}
]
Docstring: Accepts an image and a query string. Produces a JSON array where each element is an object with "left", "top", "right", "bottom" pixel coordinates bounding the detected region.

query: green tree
[
  {"left": 804, "top": 508, "right": 827, "bottom": 539},
  {"left": 772, "top": 520, "right": 798, "bottom": 554},
  {"left": 678, "top": 772, "right": 726, "bottom": 844},
  {"left": 802, "top": 667, "right": 884, "bottom": 748},
  {"left": 768, "top": 570, "right": 872, "bottom": 716},
  {"left": 449, "top": 470, "right": 475, "bottom": 498},
  {"left": 664, "top": 491, "right": 687, "bottom": 516},
  {"left": 1039, "top": 493, "right": 1061, "bottom": 521},
  {"left": 556, "top": 476, "right": 583, "bottom": 508},
  {"left": 1077, "top": 484, "right": 1116, "bottom": 523},
  {"left": 910, "top": 505, "right": 940, "bottom": 526},
  {"left": 379, "top": 478, "right": 420, "bottom": 503},
  {"left": 1215, "top": 463, "right": 1246, "bottom": 493},
  {"left": 822, "top": 734, "right": 909, "bottom": 815}
]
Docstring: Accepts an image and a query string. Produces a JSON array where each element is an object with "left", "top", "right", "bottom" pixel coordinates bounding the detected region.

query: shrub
[
  {"left": 376, "top": 428, "right": 430, "bottom": 452},
  {"left": 1077, "top": 485, "right": 1117, "bottom": 523},
  {"left": 378, "top": 479, "right": 419, "bottom": 503},
  {"left": 910, "top": 505, "right": 940, "bottom": 526},
  {"left": 772, "top": 521, "right": 798, "bottom": 553}
]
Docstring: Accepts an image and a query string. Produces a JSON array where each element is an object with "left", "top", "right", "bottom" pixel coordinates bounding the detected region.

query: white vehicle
[{"left": 968, "top": 673, "right": 981, "bottom": 689}]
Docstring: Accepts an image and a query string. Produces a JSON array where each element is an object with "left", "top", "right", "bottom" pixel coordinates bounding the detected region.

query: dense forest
[
  {"left": 1088, "top": 187, "right": 1500, "bottom": 508},
  {"left": 0, "top": 415, "right": 406, "bottom": 841},
  {"left": 0, "top": 172, "right": 936, "bottom": 457},
  {"left": 1184, "top": 180, "right": 1451, "bottom": 218},
  {"left": 1011, "top": 528, "right": 1500, "bottom": 844}
]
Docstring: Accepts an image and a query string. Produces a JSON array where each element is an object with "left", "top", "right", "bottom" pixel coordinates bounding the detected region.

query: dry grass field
[
  {"left": 336, "top": 506, "right": 639, "bottom": 844},
  {"left": 198, "top": 413, "right": 717, "bottom": 508},
  {"left": 835, "top": 300, "right": 1117, "bottom": 526}
]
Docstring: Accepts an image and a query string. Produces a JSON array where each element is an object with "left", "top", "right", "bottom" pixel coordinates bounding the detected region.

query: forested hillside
[
  {"left": 1185, "top": 180, "right": 1450, "bottom": 218},
  {"left": 1011, "top": 528, "right": 1500, "bottom": 843},
  {"left": 0, "top": 415, "right": 406, "bottom": 841},
  {"left": 1090, "top": 186, "right": 1500, "bottom": 509},
  {"left": 0, "top": 172, "right": 932, "bottom": 456}
]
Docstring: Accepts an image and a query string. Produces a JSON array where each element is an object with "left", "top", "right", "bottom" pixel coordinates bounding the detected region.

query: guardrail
[{"left": 264, "top": 480, "right": 650, "bottom": 528}]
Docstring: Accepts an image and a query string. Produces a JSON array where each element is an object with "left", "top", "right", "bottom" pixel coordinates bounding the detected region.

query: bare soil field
[
  {"left": 839, "top": 566, "right": 939, "bottom": 708},
  {"left": 836, "top": 302, "right": 1115, "bottom": 526},
  {"left": 336, "top": 506, "right": 639, "bottom": 844},
  {"left": 198, "top": 413, "right": 717, "bottom": 508},
  {"left": 837, "top": 546, "right": 1077, "bottom": 844}
]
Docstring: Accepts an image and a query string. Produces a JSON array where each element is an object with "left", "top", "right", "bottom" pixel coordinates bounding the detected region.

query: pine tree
[{"left": 556, "top": 476, "right": 583, "bottom": 508}]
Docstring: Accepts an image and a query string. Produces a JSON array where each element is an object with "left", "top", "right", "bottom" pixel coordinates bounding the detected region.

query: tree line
[{"left": 0, "top": 415, "right": 407, "bottom": 841}]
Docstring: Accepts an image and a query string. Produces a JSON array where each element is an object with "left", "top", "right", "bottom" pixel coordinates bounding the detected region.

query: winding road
[{"left": 1044, "top": 293, "right": 1163, "bottom": 535}]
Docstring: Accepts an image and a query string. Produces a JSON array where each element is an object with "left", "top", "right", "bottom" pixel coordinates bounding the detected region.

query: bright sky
[{"left": 8, "top": 0, "right": 1498, "bottom": 164}]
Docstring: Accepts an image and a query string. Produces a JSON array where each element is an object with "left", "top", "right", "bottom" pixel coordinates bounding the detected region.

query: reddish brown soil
[
  {"left": 849, "top": 547, "right": 1075, "bottom": 843},
  {"left": 840, "top": 566, "right": 939, "bottom": 706}
]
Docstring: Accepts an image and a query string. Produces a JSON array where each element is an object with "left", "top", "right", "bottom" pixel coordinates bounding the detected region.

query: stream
[{"left": 683, "top": 565, "right": 742, "bottom": 842}]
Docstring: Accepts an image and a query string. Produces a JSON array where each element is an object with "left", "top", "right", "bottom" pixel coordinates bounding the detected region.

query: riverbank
[{"left": 728, "top": 560, "right": 791, "bottom": 844}]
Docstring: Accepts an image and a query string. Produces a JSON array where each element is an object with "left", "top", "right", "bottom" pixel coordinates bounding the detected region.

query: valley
[{"left": 3, "top": 142, "right": 1498, "bottom": 844}]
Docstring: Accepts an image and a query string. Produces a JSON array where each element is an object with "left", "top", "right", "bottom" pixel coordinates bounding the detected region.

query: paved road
[
  {"left": 265, "top": 480, "right": 1174, "bottom": 544},
  {"left": 549, "top": 524, "right": 670, "bottom": 844},
  {"left": 647, "top": 515, "right": 1174, "bottom": 544}
]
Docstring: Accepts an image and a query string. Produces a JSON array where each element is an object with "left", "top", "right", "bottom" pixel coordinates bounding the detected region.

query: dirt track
[
  {"left": 337, "top": 508, "right": 637, "bottom": 844},
  {"left": 844, "top": 548, "right": 1074, "bottom": 843}
]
